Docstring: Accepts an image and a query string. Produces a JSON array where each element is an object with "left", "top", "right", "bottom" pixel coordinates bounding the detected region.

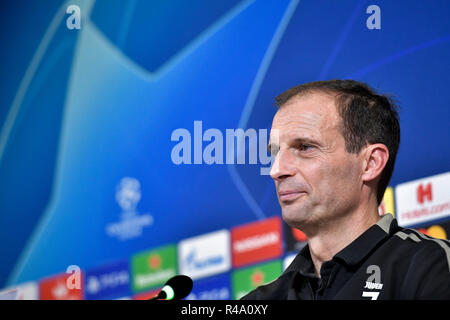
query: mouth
[{"left": 278, "top": 191, "right": 307, "bottom": 202}]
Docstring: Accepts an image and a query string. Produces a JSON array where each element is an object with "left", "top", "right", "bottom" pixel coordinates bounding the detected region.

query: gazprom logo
[
  {"left": 185, "top": 249, "right": 224, "bottom": 271},
  {"left": 178, "top": 230, "right": 231, "bottom": 280}
]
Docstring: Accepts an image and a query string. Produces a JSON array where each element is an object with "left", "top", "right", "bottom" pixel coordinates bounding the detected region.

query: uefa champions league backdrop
[{"left": 0, "top": 0, "right": 449, "bottom": 299}]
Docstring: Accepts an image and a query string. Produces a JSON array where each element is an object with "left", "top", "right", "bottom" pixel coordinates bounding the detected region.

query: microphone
[{"left": 148, "top": 275, "right": 193, "bottom": 300}]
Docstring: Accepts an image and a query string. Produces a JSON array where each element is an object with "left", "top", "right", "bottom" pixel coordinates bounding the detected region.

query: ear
[{"left": 361, "top": 144, "right": 389, "bottom": 183}]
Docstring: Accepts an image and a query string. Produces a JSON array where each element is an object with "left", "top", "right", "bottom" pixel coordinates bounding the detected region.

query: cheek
[
  {"left": 299, "top": 161, "right": 333, "bottom": 198},
  {"left": 330, "top": 161, "right": 362, "bottom": 207},
  {"left": 311, "top": 157, "right": 360, "bottom": 199}
]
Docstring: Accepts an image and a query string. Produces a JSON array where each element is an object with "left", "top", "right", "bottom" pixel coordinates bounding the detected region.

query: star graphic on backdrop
[{"left": 10, "top": 0, "right": 299, "bottom": 284}]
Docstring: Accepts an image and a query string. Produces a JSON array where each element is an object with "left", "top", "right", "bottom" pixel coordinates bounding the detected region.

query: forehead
[{"left": 271, "top": 92, "right": 340, "bottom": 140}]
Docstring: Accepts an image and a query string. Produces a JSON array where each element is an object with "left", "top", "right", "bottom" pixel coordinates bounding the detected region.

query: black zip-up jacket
[{"left": 241, "top": 214, "right": 450, "bottom": 300}]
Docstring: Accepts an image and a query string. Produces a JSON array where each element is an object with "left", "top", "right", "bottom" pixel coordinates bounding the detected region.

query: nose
[{"left": 270, "top": 149, "right": 296, "bottom": 181}]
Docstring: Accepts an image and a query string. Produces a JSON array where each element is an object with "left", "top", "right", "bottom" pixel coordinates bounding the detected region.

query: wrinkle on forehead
[
  {"left": 273, "top": 110, "right": 337, "bottom": 141},
  {"left": 270, "top": 94, "right": 341, "bottom": 147},
  {"left": 276, "top": 111, "right": 325, "bottom": 131}
]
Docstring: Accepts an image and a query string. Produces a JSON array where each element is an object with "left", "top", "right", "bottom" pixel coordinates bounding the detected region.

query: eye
[
  {"left": 298, "top": 144, "right": 314, "bottom": 151},
  {"left": 270, "top": 145, "right": 279, "bottom": 156}
]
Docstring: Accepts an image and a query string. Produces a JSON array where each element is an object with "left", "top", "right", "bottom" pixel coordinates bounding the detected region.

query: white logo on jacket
[{"left": 362, "top": 265, "right": 383, "bottom": 300}]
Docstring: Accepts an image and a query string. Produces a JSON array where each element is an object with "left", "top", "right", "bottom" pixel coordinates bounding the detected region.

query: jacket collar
[
  {"left": 334, "top": 214, "right": 397, "bottom": 266},
  {"left": 285, "top": 214, "right": 398, "bottom": 274}
]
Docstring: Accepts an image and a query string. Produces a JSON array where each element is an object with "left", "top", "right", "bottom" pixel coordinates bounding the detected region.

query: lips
[{"left": 278, "top": 190, "right": 306, "bottom": 202}]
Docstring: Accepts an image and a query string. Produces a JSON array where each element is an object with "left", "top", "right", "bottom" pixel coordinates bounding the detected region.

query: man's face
[{"left": 269, "top": 92, "right": 364, "bottom": 231}]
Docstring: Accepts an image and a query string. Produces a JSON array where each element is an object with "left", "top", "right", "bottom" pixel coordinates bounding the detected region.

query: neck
[{"left": 305, "top": 205, "right": 380, "bottom": 277}]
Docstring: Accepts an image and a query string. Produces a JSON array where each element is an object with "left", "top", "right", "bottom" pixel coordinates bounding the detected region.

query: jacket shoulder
[
  {"left": 393, "top": 228, "right": 450, "bottom": 258},
  {"left": 392, "top": 228, "right": 450, "bottom": 299}
]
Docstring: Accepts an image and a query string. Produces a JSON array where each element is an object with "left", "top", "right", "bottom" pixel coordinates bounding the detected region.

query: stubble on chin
[{"left": 281, "top": 201, "right": 314, "bottom": 230}]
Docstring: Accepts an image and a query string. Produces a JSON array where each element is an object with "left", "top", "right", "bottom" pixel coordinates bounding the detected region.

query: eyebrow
[{"left": 268, "top": 137, "right": 321, "bottom": 152}]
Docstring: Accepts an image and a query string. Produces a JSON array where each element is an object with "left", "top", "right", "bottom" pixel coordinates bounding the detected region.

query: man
[{"left": 242, "top": 80, "right": 450, "bottom": 300}]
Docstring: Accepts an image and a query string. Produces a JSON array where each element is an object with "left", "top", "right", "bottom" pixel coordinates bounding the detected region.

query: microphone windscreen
[{"left": 166, "top": 275, "right": 193, "bottom": 300}]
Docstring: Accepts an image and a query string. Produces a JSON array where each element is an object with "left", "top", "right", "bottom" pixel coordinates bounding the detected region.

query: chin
[{"left": 281, "top": 204, "right": 311, "bottom": 229}]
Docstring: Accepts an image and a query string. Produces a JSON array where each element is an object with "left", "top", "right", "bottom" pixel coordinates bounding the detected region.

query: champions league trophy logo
[
  {"left": 116, "top": 177, "right": 142, "bottom": 218},
  {"left": 106, "top": 177, "right": 153, "bottom": 241}
]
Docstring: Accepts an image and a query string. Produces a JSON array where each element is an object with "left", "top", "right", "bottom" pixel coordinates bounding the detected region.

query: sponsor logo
[
  {"left": 396, "top": 172, "right": 450, "bottom": 227},
  {"left": 186, "top": 273, "right": 231, "bottom": 300},
  {"left": 85, "top": 260, "right": 130, "bottom": 300},
  {"left": 251, "top": 270, "right": 265, "bottom": 286},
  {"left": 39, "top": 272, "right": 84, "bottom": 300},
  {"left": 292, "top": 228, "right": 307, "bottom": 242},
  {"left": 179, "top": 230, "right": 231, "bottom": 280},
  {"left": 131, "top": 244, "right": 177, "bottom": 293},
  {"left": 417, "top": 183, "right": 433, "bottom": 204},
  {"left": 233, "top": 232, "right": 279, "bottom": 253},
  {"left": 231, "top": 260, "right": 282, "bottom": 300},
  {"left": 0, "top": 282, "right": 39, "bottom": 300},
  {"left": 231, "top": 216, "right": 282, "bottom": 268},
  {"left": 378, "top": 187, "right": 395, "bottom": 217},
  {"left": 133, "top": 288, "right": 161, "bottom": 300},
  {"left": 185, "top": 250, "right": 224, "bottom": 270},
  {"left": 188, "top": 287, "right": 230, "bottom": 300},
  {"left": 361, "top": 265, "right": 383, "bottom": 300},
  {"left": 105, "top": 177, "right": 153, "bottom": 241},
  {"left": 417, "top": 224, "right": 448, "bottom": 240},
  {"left": 364, "top": 282, "right": 383, "bottom": 290},
  {"left": 283, "top": 222, "right": 308, "bottom": 252}
]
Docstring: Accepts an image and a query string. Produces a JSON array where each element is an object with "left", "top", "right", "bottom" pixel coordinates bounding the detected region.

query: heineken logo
[
  {"left": 148, "top": 254, "right": 161, "bottom": 270},
  {"left": 251, "top": 270, "right": 264, "bottom": 286},
  {"left": 131, "top": 244, "right": 177, "bottom": 292},
  {"left": 231, "top": 260, "right": 282, "bottom": 300}
]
